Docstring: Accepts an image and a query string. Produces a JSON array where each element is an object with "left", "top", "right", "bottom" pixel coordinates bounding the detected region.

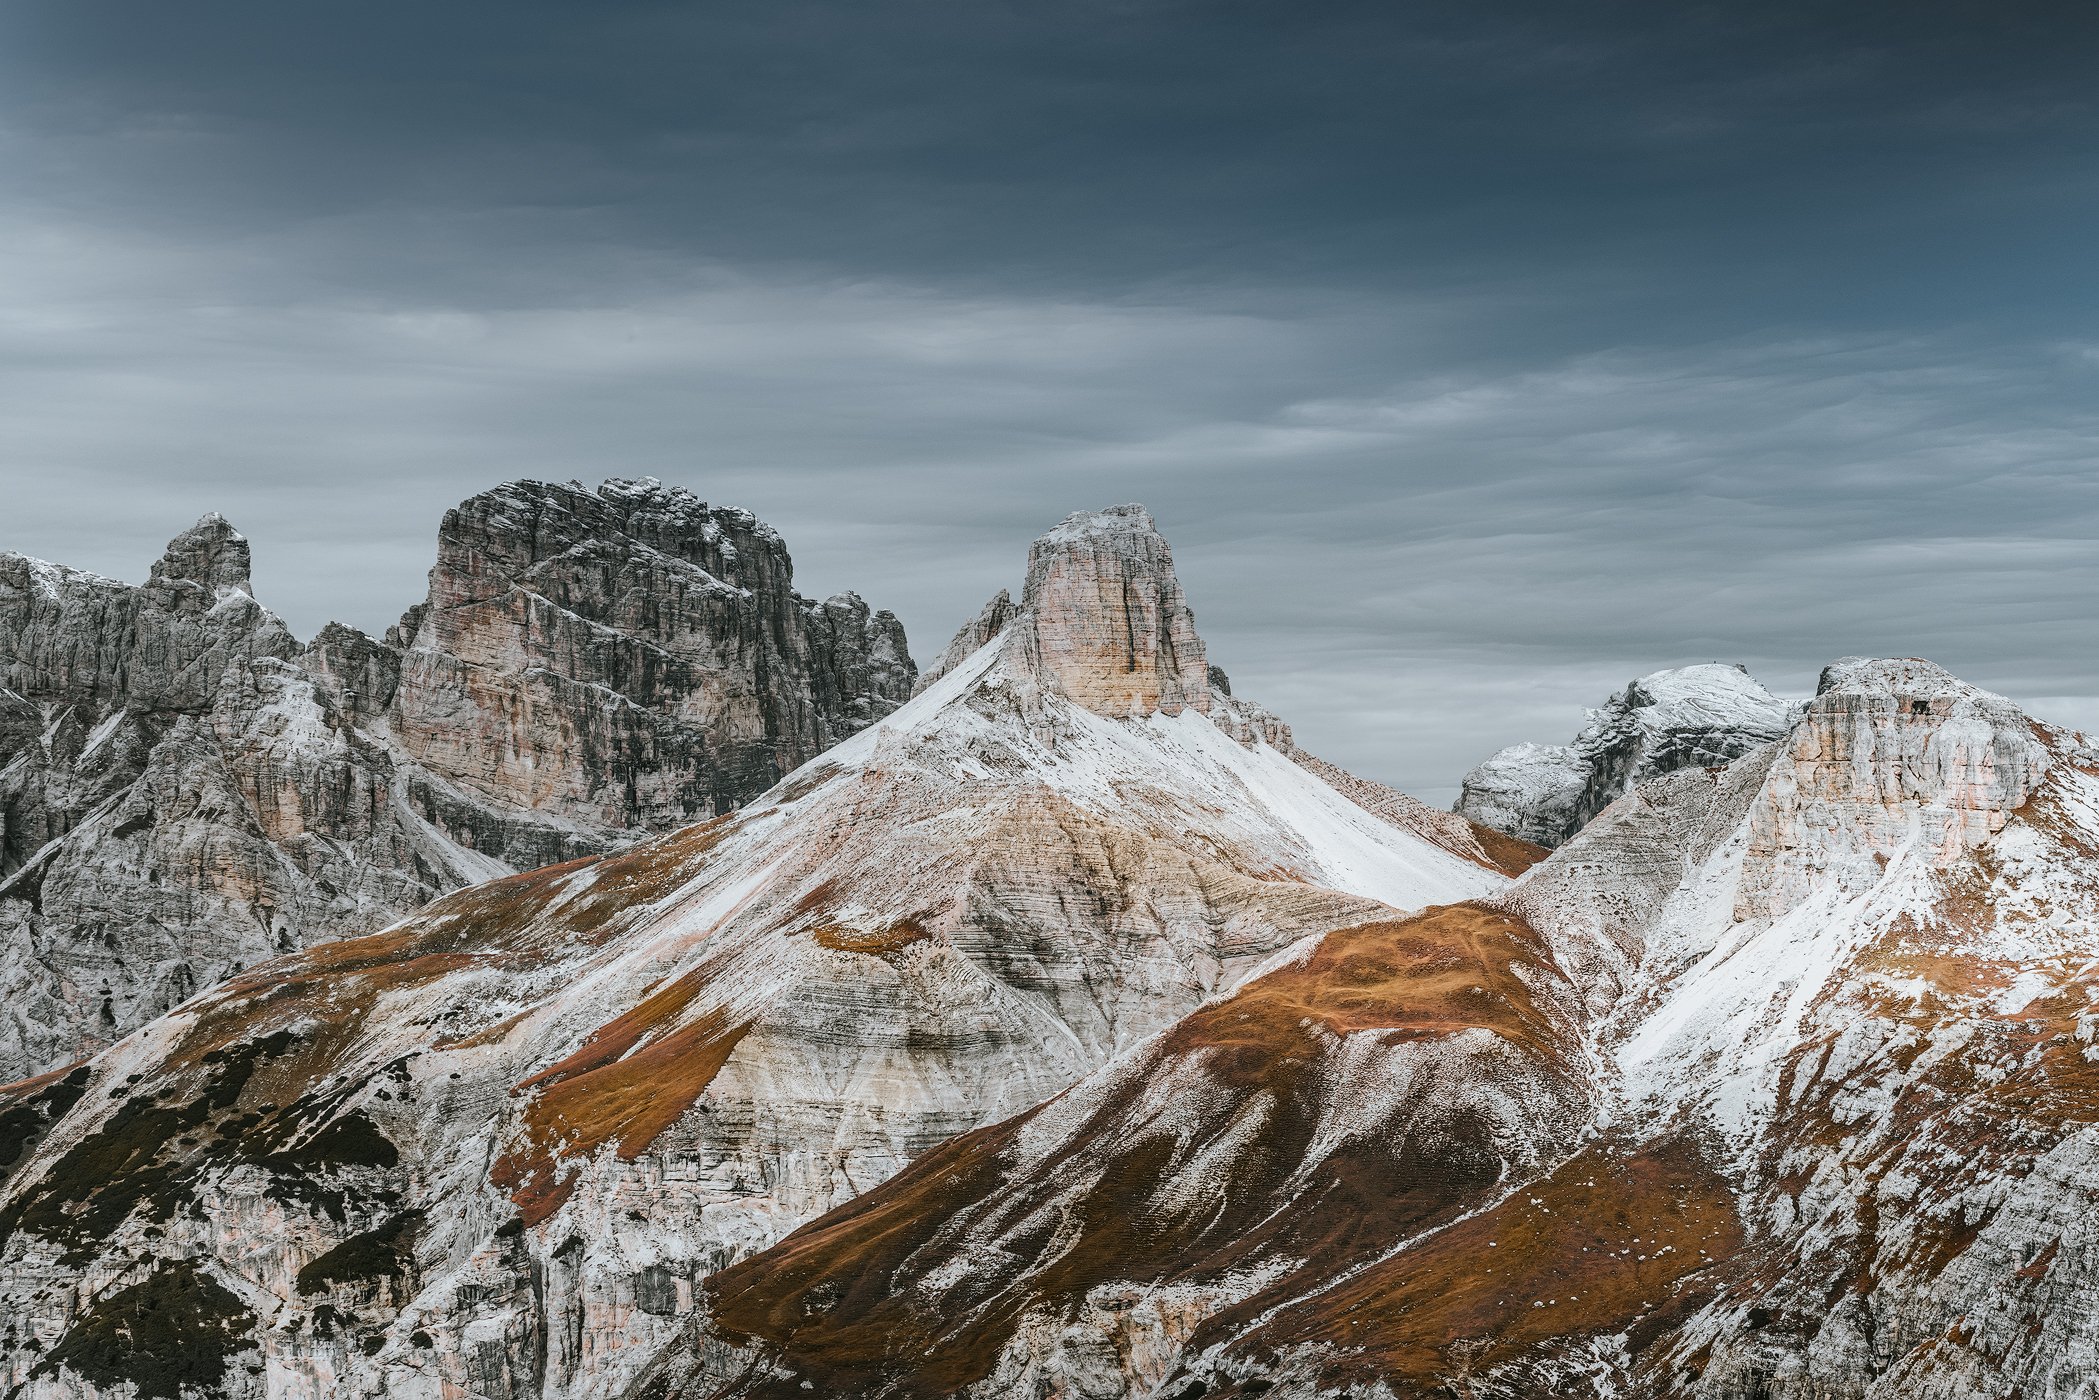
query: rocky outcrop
[
  {"left": 1013, "top": 505, "right": 1211, "bottom": 717},
  {"left": 1457, "top": 662, "right": 1794, "bottom": 847},
  {"left": 1446, "top": 740, "right": 1589, "bottom": 850},
  {"left": 630, "top": 655, "right": 2099, "bottom": 1400},
  {"left": 0, "top": 479, "right": 914, "bottom": 1082},
  {"left": 392, "top": 478, "right": 913, "bottom": 831},
  {"left": 0, "top": 503, "right": 1508, "bottom": 1400},
  {"left": 918, "top": 505, "right": 1211, "bottom": 719}
]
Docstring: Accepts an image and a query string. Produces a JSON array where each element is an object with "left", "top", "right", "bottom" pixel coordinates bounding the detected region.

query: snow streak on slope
[
  {"left": 629, "top": 656, "right": 2099, "bottom": 1400},
  {"left": 0, "top": 503, "right": 1510, "bottom": 1400}
]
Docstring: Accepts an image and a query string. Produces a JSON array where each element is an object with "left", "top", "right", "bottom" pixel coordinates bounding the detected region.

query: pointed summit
[{"left": 148, "top": 511, "right": 252, "bottom": 594}]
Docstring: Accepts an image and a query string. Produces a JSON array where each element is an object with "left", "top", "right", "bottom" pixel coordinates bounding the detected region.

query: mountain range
[
  {"left": 0, "top": 478, "right": 913, "bottom": 1083},
  {"left": 2, "top": 490, "right": 2094, "bottom": 1400}
]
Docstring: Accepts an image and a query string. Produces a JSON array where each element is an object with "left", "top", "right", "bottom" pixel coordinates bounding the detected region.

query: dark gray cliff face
[
  {"left": 0, "top": 479, "right": 914, "bottom": 1081},
  {"left": 393, "top": 478, "right": 914, "bottom": 831}
]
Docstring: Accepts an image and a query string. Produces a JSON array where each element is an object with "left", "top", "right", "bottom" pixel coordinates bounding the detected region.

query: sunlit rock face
[
  {"left": 0, "top": 479, "right": 913, "bottom": 1082},
  {"left": 1734, "top": 655, "right": 2050, "bottom": 919},
  {"left": 1457, "top": 662, "right": 1795, "bottom": 847},
  {"left": 0, "top": 504, "right": 1509, "bottom": 1400}
]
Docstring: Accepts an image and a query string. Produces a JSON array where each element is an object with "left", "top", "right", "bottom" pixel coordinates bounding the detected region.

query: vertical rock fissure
[{"left": 1122, "top": 575, "right": 1139, "bottom": 673}]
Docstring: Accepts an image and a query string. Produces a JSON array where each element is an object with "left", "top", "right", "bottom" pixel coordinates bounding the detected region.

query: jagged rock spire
[
  {"left": 1019, "top": 504, "right": 1211, "bottom": 717},
  {"left": 148, "top": 512, "right": 253, "bottom": 595}
]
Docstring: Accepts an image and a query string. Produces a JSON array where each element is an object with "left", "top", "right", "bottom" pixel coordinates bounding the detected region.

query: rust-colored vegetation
[
  {"left": 1170, "top": 903, "right": 1572, "bottom": 1070},
  {"left": 1740, "top": 906, "right": 2099, "bottom": 1325},
  {"left": 1467, "top": 821, "right": 1550, "bottom": 877},
  {"left": 1244, "top": 1136, "right": 1742, "bottom": 1391},
  {"left": 171, "top": 853, "right": 599, "bottom": 1079},
  {"left": 684, "top": 904, "right": 1579, "bottom": 1399},
  {"left": 696, "top": 1115, "right": 1035, "bottom": 1399},
  {"left": 811, "top": 917, "right": 930, "bottom": 955},
  {"left": 496, "top": 966, "right": 753, "bottom": 1225},
  {"left": 163, "top": 817, "right": 735, "bottom": 1091},
  {"left": 11, "top": 817, "right": 739, "bottom": 1241},
  {"left": 556, "top": 816, "right": 735, "bottom": 940}
]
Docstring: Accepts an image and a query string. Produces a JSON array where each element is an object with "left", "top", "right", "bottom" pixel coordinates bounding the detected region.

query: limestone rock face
[
  {"left": 0, "top": 503, "right": 1508, "bottom": 1400},
  {"left": 0, "top": 480, "right": 913, "bottom": 1082},
  {"left": 1013, "top": 505, "right": 1211, "bottom": 717},
  {"left": 393, "top": 478, "right": 912, "bottom": 830},
  {"left": 1457, "top": 662, "right": 1794, "bottom": 847},
  {"left": 635, "top": 655, "right": 2099, "bottom": 1400},
  {"left": 1733, "top": 655, "right": 2048, "bottom": 920}
]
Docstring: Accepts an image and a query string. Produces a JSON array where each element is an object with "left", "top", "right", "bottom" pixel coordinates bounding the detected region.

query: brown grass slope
[{"left": 636, "top": 903, "right": 1595, "bottom": 1400}]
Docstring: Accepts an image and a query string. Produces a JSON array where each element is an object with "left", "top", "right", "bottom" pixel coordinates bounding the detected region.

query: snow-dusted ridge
[
  {"left": 631, "top": 654, "right": 2099, "bottom": 1400},
  {"left": 0, "top": 501, "right": 1516, "bottom": 1400}
]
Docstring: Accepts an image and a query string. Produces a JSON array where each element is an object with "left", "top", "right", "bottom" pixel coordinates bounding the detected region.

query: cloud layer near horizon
[{"left": 3, "top": 2, "right": 2095, "bottom": 801}]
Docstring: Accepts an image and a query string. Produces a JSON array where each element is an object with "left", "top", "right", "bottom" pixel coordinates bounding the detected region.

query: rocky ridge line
[
  {"left": 0, "top": 479, "right": 914, "bottom": 1081},
  {"left": 0, "top": 502, "right": 1509, "bottom": 1400},
  {"left": 1455, "top": 661, "right": 1794, "bottom": 847},
  {"left": 630, "top": 654, "right": 2099, "bottom": 1400}
]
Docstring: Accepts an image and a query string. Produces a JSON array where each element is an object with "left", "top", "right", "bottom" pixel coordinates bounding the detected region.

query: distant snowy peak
[
  {"left": 1457, "top": 661, "right": 1794, "bottom": 847},
  {"left": 1448, "top": 739, "right": 1590, "bottom": 849}
]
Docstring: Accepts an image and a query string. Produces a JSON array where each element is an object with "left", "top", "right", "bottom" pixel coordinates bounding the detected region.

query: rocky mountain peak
[
  {"left": 147, "top": 512, "right": 253, "bottom": 595},
  {"left": 394, "top": 477, "right": 913, "bottom": 829},
  {"left": 1797, "top": 655, "right": 2046, "bottom": 824},
  {"left": 0, "top": 481, "right": 915, "bottom": 1083},
  {"left": 1457, "top": 660, "right": 1794, "bottom": 847},
  {"left": 1736, "top": 654, "right": 2049, "bottom": 918},
  {"left": 1014, "top": 503, "right": 1211, "bottom": 717}
]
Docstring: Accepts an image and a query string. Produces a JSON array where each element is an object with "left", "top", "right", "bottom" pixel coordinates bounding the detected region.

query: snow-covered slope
[
  {"left": 644, "top": 655, "right": 2099, "bottom": 1400},
  {"left": 1458, "top": 663, "right": 1795, "bottom": 848},
  {"left": 0, "top": 505, "right": 1507, "bottom": 1400}
]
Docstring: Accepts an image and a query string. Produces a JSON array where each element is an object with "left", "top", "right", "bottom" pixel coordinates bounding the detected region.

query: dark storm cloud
[{"left": 1, "top": 1, "right": 2095, "bottom": 799}]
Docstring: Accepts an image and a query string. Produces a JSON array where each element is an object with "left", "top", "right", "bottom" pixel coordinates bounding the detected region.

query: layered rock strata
[
  {"left": 0, "top": 504, "right": 1508, "bottom": 1400},
  {"left": 648, "top": 656, "right": 2099, "bottom": 1400},
  {"left": 1457, "top": 661, "right": 1794, "bottom": 847},
  {"left": 0, "top": 479, "right": 913, "bottom": 1081}
]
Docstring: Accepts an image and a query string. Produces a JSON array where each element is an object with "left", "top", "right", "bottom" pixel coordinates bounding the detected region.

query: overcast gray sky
[{"left": 2, "top": 1, "right": 2095, "bottom": 802}]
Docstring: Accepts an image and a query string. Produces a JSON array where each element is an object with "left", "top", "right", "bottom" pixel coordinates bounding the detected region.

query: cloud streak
[{"left": 1, "top": 2, "right": 2095, "bottom": 802}]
